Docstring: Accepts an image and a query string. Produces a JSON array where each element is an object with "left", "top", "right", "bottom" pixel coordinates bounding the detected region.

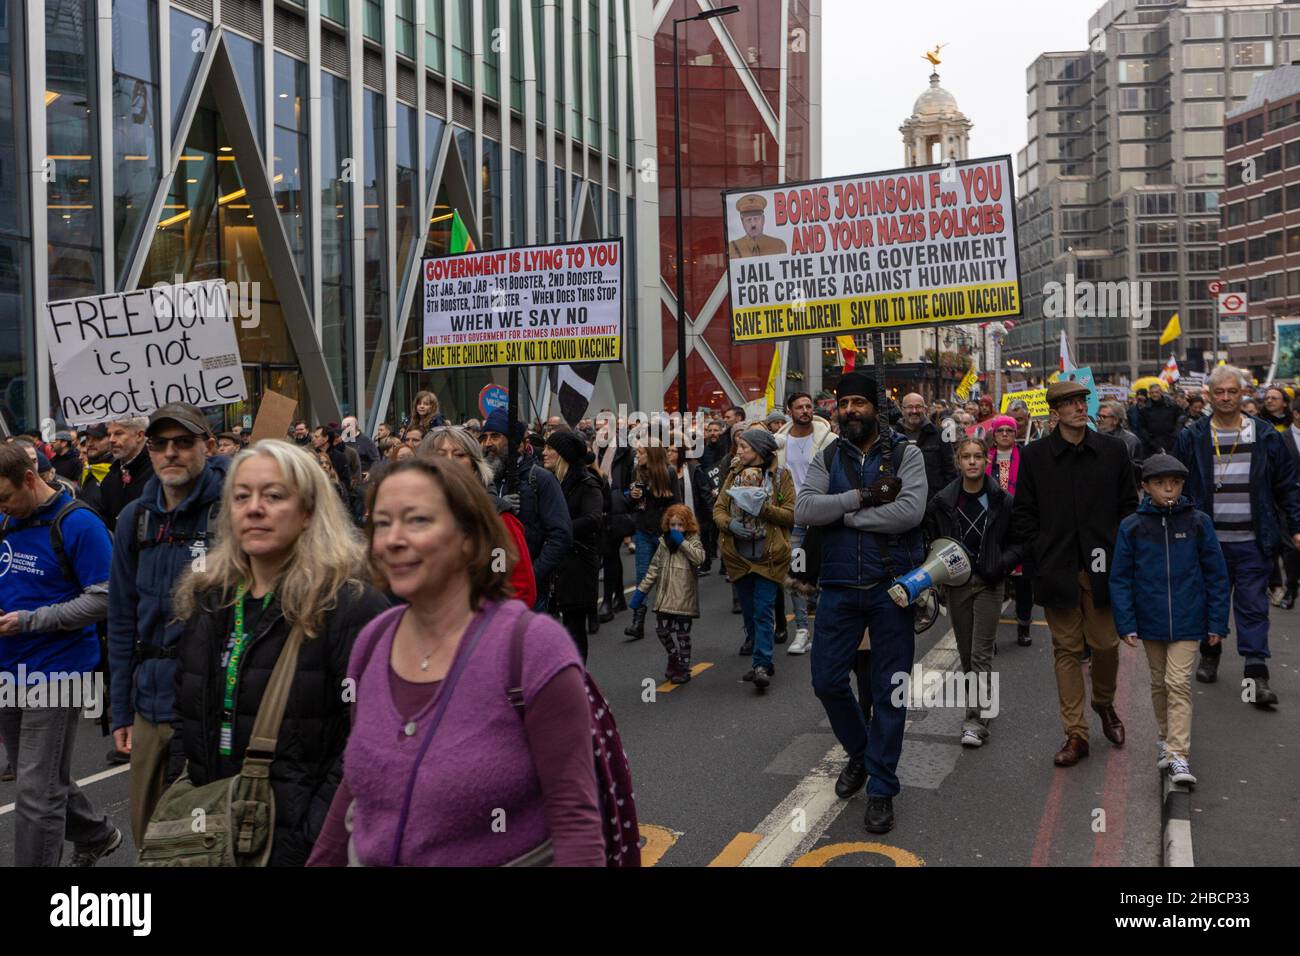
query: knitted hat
[
  {"left": 836, "top": 371, "right": 879, "bottom": 404},
  {"left": 739, "top": 426, "right": 777, "bottom": 463},
  {"left": 988, "top": 415, "right": 1018, "bottom": 433},
  {"left": 546, "top": 430, "right": 589, "bottom": 466},
  {"left": 482, "top": 408, "right": 525, "bottom": 443}
]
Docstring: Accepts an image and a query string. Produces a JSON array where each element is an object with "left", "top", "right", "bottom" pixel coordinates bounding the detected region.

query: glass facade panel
[
  {"left": 0, "top": 0, "right": 31, "bottom": 429},
  {"left": 320, "top": 71, "right": 353, "bottom": 415},
  {"left": 396, "top": 0, "right": 415, "bottom": 58},
  {"left": 142, "top": 108, "right": 304, "bottom": 428},
  {"left": 426, "top": 0, "right": 445, "bottom": 74},
  {"left": 170, "top": 8, "right": 207, "bottom": 132},
  {"left": 113, "top": 0, "right": 160, "bottom": 287},
  {"left": 451, "top": 0, "right": 472, "bottom": 85},
  {"left": 224, "top": 32, "right": 264, "bottom": 151},
  {"left": 363, "top": 0, "right": 382, "bottom": 42},
  {"left": 425, "top": 112, "right": 445, "bottom": 193},
  {"left": 46, "top": 0, "right": 102, "bottom": 303},
  {"left": 510, "top": 148, "right": 525, "bottom": 245},
  {"left": 273, "top": 53, "right": 309, "bottom": 289},
  {"left": 395, "top": 103, "right": 419, "bottom": 282},
  {"left": 322, "top": 0, "right": 347, "bottom": 24},
  {"left": 485, "top": 0, "right": 500, "bottom": 100},
  {"left": 363, "top": 89, "right": 388, "bottom": 412},
  {"left": 554, "top": 165, "right": 567, "bottom": 240},
  {"left": 482, "top": 137, "right": 502, "bottom": 247}
]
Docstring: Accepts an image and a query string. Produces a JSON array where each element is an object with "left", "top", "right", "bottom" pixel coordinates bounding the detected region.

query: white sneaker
[
  {"left": 960, "top": 730, "right": 984, "bottom": 748},
  {"left": 1156, "top": 740, "right": 1169, "bottom": 769},
  {"left": 787, "top": 628, "right": 810, "bottom": 655},
  {"left": 1167, "top": 756, "right": 1196, "bottom": 786}
]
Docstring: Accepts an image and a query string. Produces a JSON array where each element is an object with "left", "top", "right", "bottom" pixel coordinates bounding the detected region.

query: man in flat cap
[
  {"left": 1012, "top": 380, "right": 1137, "bottom": 768},
  {"left": 796, "top": 371, "right": 928, "bottom": 835},
  {"left": 729, "top": 194, "right": 788, "bottom": 259}
]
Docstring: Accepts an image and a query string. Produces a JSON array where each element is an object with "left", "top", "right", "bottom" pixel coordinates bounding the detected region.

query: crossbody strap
[
  {"left": 389, "top": 600, "right": 504, "bottom": 866},
  {"left": 506, "top": 607, "right": 536, "bottom": 716},
  {"left": 241, "top": 622, "right": 305, "bottom": 771}
]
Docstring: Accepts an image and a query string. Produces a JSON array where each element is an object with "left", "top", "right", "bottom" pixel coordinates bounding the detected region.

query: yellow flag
[
  {"left": 1047, "top": 370, "right": 1060, "bottom": 384},
  {"left": 1159, "top": 312, "right": 1181, "bottom": 346},
  {"left": 955, "top": 365, "right": 978, "bottom": 400},
  {"left": 764, "top": 348, "right": 781, "bottom": 413}
]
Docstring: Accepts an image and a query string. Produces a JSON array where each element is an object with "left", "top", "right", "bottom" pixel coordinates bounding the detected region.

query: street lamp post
[{"left": 673, "top": 5, "right": 739, "bottom": 422}]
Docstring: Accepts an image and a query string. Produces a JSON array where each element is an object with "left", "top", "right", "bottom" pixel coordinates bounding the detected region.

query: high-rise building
[
  {"left": 1, "top": 0, "right": 666, "bottom": 432},
  {"left": 652, "top": 0, "right": 821, "bottom": 412},
  {"left": 1220, "top": 63, "right": 1300, "bottom": 376},
  {"left": 1005, "top": 0, "right": 1300, "bottom": 383}
]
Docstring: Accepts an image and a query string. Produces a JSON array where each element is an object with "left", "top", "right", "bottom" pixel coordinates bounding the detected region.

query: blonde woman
[{"left": 168, "top": 441, "right": 390, "bottom": 866}]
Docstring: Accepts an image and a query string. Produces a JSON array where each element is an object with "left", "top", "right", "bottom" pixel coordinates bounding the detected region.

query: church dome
[{"left": 913, "top": 73, "right": 961, "bottom": 118}]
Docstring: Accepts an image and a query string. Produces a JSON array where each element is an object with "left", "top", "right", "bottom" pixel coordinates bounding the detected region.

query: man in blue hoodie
[{"left": 108, "top": 402, "right": 228, "bottom": 844}]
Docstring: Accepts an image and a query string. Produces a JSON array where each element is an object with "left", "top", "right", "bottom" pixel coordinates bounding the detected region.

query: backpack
[
  {"left": 132, "top": 500, "right": 221, "bottom": 555},
  {"left": 507, "top": 610, "right": 641, "bottom": 867},
  {"left": 0, "top": 498, "right": 101, "bottom": 589}
]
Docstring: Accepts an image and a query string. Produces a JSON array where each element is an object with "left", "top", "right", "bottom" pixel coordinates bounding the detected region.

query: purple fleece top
[{"left": 309, "top": 598, "right": 603, "bottom": 866}]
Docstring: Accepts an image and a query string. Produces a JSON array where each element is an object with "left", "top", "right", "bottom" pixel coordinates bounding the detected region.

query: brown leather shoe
[
  {"left": 1092, "top": 704, "right": 1125, "bottom": 747},
  {"left": 1054, "top": 736, "right": 1090, "bottom": 766}
]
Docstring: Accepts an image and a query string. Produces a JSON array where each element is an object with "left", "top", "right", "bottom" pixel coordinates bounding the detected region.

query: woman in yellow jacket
[{"left": 713, "top": 426, "right": 796, "bottom": 690}]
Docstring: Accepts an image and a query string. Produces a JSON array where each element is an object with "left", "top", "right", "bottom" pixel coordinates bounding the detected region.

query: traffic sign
[
  {"left": 478, "top": 383, "right": 508, "bottom": 418},
  {"left": 1207, "top": 279, "right": 1224, "bottom": 295},
  {"left": 1217, "top": 291, "right": 1248, "bottom": 316}
]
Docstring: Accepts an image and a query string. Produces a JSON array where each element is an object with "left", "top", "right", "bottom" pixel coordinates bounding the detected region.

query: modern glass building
[
  {"left": 1005, "top": 0, "right": 1300, "bottom": 383},
  {"left": 1, "top": 0, "right": 671, "bottom": 432}
]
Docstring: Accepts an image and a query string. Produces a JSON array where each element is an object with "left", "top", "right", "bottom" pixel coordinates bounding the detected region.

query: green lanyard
[{"left": 220, "top": 583, "right": 274, "bottom": 756}]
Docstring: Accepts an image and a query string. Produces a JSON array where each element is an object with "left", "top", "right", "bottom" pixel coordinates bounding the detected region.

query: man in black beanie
[{"left": 795, "top": 370, "right": 928, "bottom": 835}]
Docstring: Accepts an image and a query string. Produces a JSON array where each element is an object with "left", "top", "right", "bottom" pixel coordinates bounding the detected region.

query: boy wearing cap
[{"left": 1110, "top": 454, "right": 1229, "bottom": 786}]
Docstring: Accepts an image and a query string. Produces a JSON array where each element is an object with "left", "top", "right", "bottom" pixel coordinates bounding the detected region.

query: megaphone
[{"left": 888, "top": 537, "right": 972, "bottom": 608}]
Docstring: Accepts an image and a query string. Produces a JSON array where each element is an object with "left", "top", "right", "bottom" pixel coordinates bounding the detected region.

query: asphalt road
[{"left": 2, "top": 551, "right": 1294, "bottom": 868}]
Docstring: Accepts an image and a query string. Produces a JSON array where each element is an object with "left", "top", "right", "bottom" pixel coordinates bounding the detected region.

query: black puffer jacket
[
  {"left": 1136, "top": 397, "right": 1182, "bottom": 456},
  {"left": 171, "top": 581, "right": 390, "bottom": 866},
  {"left": 925, "top": 476, "right": 1024, "bottom": 585},
  {"left": 551, "top": 466, "right": 604, "bottom": 609}
]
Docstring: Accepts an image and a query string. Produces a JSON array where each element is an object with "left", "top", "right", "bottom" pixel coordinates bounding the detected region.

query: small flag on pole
[
  {"left": 1159, "top": 312, "right": 1181, "bottom": 346},
  {"left": 764, "top": 348, "right": 782, "bottom": 413},
  {"left": 1160, "top": 354, "right": 1181, "bottom": 384},
  {"left": 1059, "top": 330, "right": 1075, "bottom": 373},
  {"left": 450, "top": 209, "right": 475, "bottom": 253},
  {"left": 836, "top": 335, "right": 857, "bottom": 372},
  {"left": 955, "top": 364, "right": 978, "bottom": 400}
]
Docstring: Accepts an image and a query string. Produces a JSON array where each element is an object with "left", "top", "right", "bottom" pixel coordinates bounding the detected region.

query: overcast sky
[{"left": 821, "top": 0, "right": 1107, "bottom": 178}]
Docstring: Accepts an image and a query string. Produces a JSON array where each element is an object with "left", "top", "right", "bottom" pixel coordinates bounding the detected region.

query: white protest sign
[
  {"left": 421, "top": 239, "right": 623, "bottom": 369},
  {"left": 44, "top": 279, "right": 246, "bottom": 425}
]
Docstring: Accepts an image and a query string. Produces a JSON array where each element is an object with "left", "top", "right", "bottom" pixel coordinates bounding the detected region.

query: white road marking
[
  {"left": 0, "top": 763, "right": 130, "bottom": 817},
  {"left": 739, "top": 600, "right": 1005, "bottom": 867}
]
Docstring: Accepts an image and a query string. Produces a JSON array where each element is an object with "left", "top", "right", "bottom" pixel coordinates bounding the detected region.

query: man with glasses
[
  {"left": 107, "top": 403, "right": 228, "bottom": 837},
  {"left": 1174, "top": 365, "right": 1300, "bottom": 705},
  {"left": 1096, "top": 400, "right": 1142, "bottom": 463},
  {"left": 1012, "top": 381, "right": 1138, "bottom": 767}
]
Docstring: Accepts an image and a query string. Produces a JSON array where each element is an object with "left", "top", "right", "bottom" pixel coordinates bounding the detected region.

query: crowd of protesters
[{"left": 0, "top": 363, "right": 1294, "bottom": 865}]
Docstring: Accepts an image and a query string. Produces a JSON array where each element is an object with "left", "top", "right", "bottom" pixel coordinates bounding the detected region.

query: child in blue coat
[{"left": 1110, "top": 454, "right": 1229, "bottom": 787}]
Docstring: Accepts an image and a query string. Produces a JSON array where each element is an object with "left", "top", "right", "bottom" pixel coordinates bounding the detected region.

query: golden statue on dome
[{"left": 923, "top": 43, "right": 946, "bottom": 67}]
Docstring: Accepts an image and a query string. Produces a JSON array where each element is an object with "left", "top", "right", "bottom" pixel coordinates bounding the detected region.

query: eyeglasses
[{"left": 147, "top": 434, "right": 199, "bottom": 452}]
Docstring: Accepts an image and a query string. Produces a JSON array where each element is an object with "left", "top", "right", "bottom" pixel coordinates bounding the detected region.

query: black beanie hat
[
  {"left": 836, "top": 371, "right": 879, "bottom": 405},
  {"left": 546, "top": 430, "right": 588, "bottom": 466}
]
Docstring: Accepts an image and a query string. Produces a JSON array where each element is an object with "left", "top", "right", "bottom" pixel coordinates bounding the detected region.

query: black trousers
[
  {"left": 700, "top": 517, "right": 718, "bottom": 566},
  {"left": 1013, "top": 575, "right": 1034, "bottom": 625},
  {"left": 1284, "top": 548, "right": 1300, "bottom": 589},
  {"left": 559, "top": 605, "right": 594, "bottom": 662},
  {"left": 601, "top": 546, "right": 624, "bottom": 604}
]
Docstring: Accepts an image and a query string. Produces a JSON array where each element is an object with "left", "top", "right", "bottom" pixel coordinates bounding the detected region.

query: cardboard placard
[{"left": 248, "top": 390, "right": 299, "bottom": 445}]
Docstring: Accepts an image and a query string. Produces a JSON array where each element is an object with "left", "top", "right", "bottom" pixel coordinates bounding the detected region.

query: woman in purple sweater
[{"left": 307, "top": 458, "right": 605, "bottom": 866}]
